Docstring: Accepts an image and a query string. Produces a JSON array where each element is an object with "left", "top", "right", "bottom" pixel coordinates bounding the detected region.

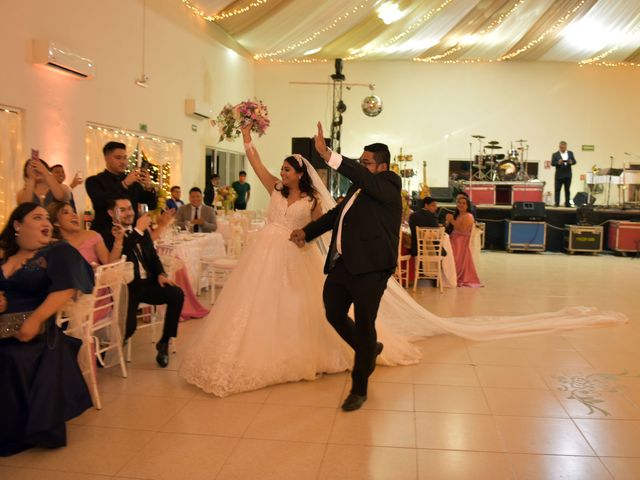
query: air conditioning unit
[
  {"left": 185, "top": 99, "right": 214, "bottom": 119},
  {"left": 32, "top": 39, "right": 95, "bottom": 79}
]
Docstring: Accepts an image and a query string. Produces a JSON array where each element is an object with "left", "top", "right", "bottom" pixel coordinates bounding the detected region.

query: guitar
[{"left": 419, "top": 160, "right": 430, "bottom": 198}]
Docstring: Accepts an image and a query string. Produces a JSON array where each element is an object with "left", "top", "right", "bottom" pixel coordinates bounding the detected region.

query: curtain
[
  {"left": 85, "top": 123, "right": 182, "bottom": 199},
  {"left": 0, "top": 108, "right": 23, "bottom": 226}
]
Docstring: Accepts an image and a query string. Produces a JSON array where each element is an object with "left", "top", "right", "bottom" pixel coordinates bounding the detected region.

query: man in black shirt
[
  {"left": 409, "top": 197, "right": 440, "bottom": 256},
  {"left": 85, "top": 141, "right": 157, "bottom": 235}
]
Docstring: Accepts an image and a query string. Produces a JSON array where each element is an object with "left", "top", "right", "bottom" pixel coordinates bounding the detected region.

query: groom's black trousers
[{"left": 323, "top": 258, "right": 391, "bottom": 396}]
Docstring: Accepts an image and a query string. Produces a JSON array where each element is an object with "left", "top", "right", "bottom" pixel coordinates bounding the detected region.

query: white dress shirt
[{"left": 327, "top": 150, "right": 361, "bottom": 255}]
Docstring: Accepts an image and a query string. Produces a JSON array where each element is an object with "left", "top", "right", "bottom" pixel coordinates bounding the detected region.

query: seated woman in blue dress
[{"left": 0, "top": 202, "right": 94, "bottom": 456}]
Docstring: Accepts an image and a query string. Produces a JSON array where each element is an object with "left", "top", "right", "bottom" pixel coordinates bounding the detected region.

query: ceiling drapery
[{"left": 181, "top": 0, "right": 640, "bottom": 65}]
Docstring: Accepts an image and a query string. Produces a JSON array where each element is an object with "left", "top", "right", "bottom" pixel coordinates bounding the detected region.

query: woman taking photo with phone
[{"left": 16, "top": 152, "right": 70, "bottom": 207}]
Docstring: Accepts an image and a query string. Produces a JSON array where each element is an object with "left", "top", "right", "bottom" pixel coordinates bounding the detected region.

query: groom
[{"left": 290, "top": 122, "right": 402, "bottom": 411}]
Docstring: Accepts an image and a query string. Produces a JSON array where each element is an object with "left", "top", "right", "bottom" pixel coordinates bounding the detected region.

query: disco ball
[{"left": 361, "top": 95, "right": 383, "bottom": 117}]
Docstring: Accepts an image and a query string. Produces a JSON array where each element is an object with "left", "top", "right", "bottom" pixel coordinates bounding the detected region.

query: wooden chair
[
  {"left": 395, "top": 227, "right": 412, "bottom": 288},
  {"left": 414, "top": 226, "right": 445, "bottom": 293}
]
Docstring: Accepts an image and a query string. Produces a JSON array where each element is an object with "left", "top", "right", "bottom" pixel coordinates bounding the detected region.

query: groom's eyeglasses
[{"left": 359, "top": 158, "right": 377, "bottom": 166}]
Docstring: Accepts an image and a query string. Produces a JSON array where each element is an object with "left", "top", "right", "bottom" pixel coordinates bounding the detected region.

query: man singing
[{"left": 551, "top": 141, "right": 577, "bottom": 207}]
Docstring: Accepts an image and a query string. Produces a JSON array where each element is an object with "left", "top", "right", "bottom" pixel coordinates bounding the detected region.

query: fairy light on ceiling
[
  {"left": 579, "top": 23, "right": 640, "bottom": 65},
  {"left": 181, "top": 0, "right": 269, "bottom": 21},
  {"left": 344, "top": 0, "right": 454, "bottom": 60},
  {"left": 414, "top": 0, "right": 526, "bottom": 63},
  {"left": 253, "top": 1, "right": 372, "bottom": 60},
  {"left": 498, "top": 0, "right": 587, "bottom": 61}
]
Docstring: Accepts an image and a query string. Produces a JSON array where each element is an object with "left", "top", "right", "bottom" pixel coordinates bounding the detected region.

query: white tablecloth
[
  {"left": 440, "top": 234, "right": 457, "bottom": 288},
  {"left": 157, "top": 233, "right": 226, "bottom": 287}
]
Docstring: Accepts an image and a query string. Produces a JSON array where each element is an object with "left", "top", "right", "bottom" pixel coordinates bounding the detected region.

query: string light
[
  {"left": 344, "top": 0, "right": 453, "bottom": 60},
  {"left": 498, "top": 0, "right": 586, "bottom": 61},
  {"left": 253, "top": 1, "right": 372, "bottom": 60},
  {"left": 414, "top": 0, "right": 525, "bottom": 63},
  {"left": 580, "top": 61, "right": 640, "bottom": 68},
  {"left": 579, "top": 23, "right": 640, "bottom": 65},
  {"left": 180, "top": 0, "right": 269, "bottom": 22}
]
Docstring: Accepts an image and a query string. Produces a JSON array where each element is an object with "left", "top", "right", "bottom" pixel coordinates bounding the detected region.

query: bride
[
  {"left": 180, "top": 125, "right": 627, "bottom": 398},
  {"left": 179, "top": 126, "right": 420, "bottom": 397}
]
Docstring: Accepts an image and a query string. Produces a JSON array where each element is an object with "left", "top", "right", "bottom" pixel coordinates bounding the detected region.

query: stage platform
[{"left": 436, "top": 204, "right": 640, "bottom": 252}]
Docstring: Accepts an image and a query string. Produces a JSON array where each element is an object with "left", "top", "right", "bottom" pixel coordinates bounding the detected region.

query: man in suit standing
[
  {"left": 174, "top": 187, "right": 217, "bottom": 232},
  {"left": 290, "top": 122, "right": 402, "bottom": 412},
  {"left": 551, "top": 141, "right": 577, "bottom": 207},
  {"left": 103, "top": 196, "right": 184, "bottom": 367},
  {"left": 409, "top": 197, "right": 440, "bottom": 256},
  {"left": 85, "top": 141, "right": 157, "bottom": 236}
]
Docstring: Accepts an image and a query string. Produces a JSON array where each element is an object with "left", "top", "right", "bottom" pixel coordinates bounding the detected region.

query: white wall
[
  {"left": 254, "top": 60, "right": 640, "bottom": 209},
  {"left": 0, "top": 0, "right": 254, "bottom": 213}
]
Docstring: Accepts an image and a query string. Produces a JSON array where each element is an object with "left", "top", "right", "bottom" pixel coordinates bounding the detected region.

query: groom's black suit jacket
[{"left": 303, "top": 156, "right": 402, "bottom": 275}]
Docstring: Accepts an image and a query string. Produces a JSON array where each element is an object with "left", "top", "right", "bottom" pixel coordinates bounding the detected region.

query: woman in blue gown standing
[{"left": 0, "top": 202, "right": 94, "bottom": 456}]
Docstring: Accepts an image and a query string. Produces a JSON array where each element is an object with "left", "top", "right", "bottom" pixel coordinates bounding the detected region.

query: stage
[{"left": 436, "top": 204, "right": 640, "bottom": 252}]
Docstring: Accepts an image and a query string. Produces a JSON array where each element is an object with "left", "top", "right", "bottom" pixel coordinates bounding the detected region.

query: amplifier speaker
[
  {"left": 428, "top": 186, "right": 454, "bottom": 202},
  {"left": 574, "top": 192, "right": 590, "bottom": 207},
  {"left": 511, "top": 201, "right": 546, "bottom": 221},
  {"left": 291, "top": 137, "right": 331, "bottom": 170}
]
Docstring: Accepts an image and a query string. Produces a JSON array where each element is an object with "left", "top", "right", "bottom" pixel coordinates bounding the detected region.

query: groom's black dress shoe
[
  {"left": 341, "top": 393, "right": 367, "bottom": 411},
  {"left": 156, "top": 341, "right": 169, "bottom": 368}
]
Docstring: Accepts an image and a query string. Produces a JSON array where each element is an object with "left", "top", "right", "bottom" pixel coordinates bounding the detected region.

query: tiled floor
[{"left": 2, "top": 251, "right": 639, "bottom": 479}]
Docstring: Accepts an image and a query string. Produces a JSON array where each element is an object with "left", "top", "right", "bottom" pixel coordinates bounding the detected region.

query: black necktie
[
  {"left": 126, "top": 230, "right": 149, "bottom": 278},
  {"left": 194, "top": 207, "right": 200, "bottom": 233}
]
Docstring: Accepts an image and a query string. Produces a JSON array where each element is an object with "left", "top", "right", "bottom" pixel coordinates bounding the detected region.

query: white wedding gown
[{"left": 180, "top": 189, "right": 628, "bottom": 397}]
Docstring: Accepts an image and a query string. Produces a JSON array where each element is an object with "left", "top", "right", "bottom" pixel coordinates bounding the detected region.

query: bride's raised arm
[{"left": 241, "top": 123, "right": 279, "bottom": 194}]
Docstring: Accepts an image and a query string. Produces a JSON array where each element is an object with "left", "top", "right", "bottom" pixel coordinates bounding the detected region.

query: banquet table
[{"left": 158, "top": 232, "right": 226, "bottom": 288}]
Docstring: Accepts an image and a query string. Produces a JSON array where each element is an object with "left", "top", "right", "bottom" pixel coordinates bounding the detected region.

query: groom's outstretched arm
[{"left": 302, "top": 205, "right": 340, "bottom": 242}]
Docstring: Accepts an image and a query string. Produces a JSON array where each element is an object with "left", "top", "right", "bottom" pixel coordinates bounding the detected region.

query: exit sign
[{"left": 582, "top": 145, "right": 595, "bottom": 151}]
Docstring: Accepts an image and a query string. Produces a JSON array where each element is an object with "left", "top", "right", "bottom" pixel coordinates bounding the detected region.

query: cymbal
[
  {"left": 515, "top": 139, "right": 527, "bottom": 143},
  {"left": 487, "top": 140, "right": 500, "bottom": 145},
  {"left": 471, "top": 134, "right": 485, "bottom": 139},
  {"left": 484, "top": 145, "right": 502, "bottom": 149}
]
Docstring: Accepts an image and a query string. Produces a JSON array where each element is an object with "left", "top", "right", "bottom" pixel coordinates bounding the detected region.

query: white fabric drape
[
  {"left": 85, "top": 123, "right": 182, "bottom": 179},
  {"left": 0, "top": 108, "right": 23, "bottom": 225}
]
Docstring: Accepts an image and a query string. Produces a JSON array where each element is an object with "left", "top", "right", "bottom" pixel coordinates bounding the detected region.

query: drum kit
[{"left": 471, "top": 135, "right": 530, "bottom": 182}]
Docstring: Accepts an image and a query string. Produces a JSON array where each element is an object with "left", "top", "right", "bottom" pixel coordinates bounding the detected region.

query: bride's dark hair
[{"left": 276, "top": 156, "right": 317, "bottom": 207}]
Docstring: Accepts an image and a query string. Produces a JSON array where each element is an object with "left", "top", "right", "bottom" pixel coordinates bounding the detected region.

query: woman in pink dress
[
  {"left": 47, "top": 202, "right": 124, "bottom": 266},
  {"left": 446, "top": 196, "right": 482, "bottom": 287}
]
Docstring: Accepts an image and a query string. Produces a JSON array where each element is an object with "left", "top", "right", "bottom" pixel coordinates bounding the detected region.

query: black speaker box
[
  {"left": 429, "top": 187, "right": 454, "bottom": 202},
  {"left": 291, "top": 137, "right": 332, "bottom": 170},
  {"left": 511, "top": 201, "right": 546, "bottom": 221},
  {"left": 573, "top": 192, "right": 590, "bottom": 207}
]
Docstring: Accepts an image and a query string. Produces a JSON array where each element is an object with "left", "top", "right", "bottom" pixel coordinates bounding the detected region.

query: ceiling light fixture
[
  {"left": 304, "top": 47, "right": 322, "bottom": 56},
  {"left": 377, "top": 2, "right": 405, "bottom": 25}
]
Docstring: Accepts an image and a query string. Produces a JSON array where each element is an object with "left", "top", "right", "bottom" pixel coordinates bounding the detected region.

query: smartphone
[
  {"left": 31, "top": 149, "right": 39, "bottom": 161},
  {"left": 113, "top": 207, "right": 122, "bottom": 225},
  {"left": 138, "top": 203, "right": 149, "bottom": 216}
]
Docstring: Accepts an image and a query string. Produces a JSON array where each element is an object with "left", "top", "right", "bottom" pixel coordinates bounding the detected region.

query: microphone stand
[
  {"left": 606, "top": 155, "right": 614, "bottom": 208},
  {"left": 468, "top": 142, "right": 473, "bottom": 197}
]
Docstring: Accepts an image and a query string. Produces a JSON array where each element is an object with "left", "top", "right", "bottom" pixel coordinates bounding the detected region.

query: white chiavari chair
[
  {"left": 57, "top": 256, "right": 129, "bottom": 409},
  {"left": 414, "top": 226, "right": 445, "bottom": 293},
  {"left": 394, "top": 227, "right": 412, "bottom": 288}
]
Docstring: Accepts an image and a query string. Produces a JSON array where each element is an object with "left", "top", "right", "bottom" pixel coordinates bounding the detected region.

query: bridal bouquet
[{"left": 213, "top": 99, "right": 270, "bottom": 142}]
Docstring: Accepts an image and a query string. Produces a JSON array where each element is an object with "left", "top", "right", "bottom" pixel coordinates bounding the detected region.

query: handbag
[{"left": 0, "top": 311, "right": 42, "bottom": 339}]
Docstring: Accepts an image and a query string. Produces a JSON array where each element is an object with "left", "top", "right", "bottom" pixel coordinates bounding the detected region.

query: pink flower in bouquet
[{"left": 214, "top": 99, "right": 270, "bottom": 142}]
